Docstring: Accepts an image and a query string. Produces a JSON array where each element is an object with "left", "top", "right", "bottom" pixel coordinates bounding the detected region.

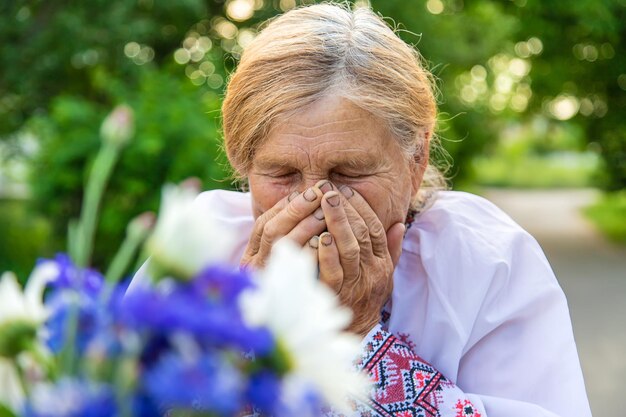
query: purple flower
[
  {"left": 144, "top": 352, "right": 244, "bottom": 415},
  {"left": 23, "top": 378, "right": 117, "bottom": 417}
]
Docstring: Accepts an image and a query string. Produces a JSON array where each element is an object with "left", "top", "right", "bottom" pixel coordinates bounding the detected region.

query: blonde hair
[{"left": 222, "top": 2, "right": 446, "bottom": 210}]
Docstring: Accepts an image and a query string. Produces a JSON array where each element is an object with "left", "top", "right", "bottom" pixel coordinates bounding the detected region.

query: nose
[{"left": 304, "top": 178, "right": 334, "bottom": 194}]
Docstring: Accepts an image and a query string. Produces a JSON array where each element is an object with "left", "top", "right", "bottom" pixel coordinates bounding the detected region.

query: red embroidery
[
  {"left": 455, "top": 399, "right": 482, "bottom": 417},
  {"left": 358, "top": 329, "right": 444, "bottom": 416},
  {"left": 348, "top": 328, "right": 482, "bottom": 417},
  {"left": 396, "top": 332, "right": 416, "bottom": 352}
]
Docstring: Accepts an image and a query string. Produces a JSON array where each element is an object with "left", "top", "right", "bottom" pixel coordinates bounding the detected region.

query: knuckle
[
  {"left": 369, "top": 222, "right": 386, "bottom": 242},
  {"left": 284, "top": 202, "right": 304, "bottom": 220},
  {"left": 262, "top": 219, "right": 278, "bottom": 240},
  {"left": 342, "top": 245, "right": 360, "bottom": 263},
  {"left": 252, "top": 215, "right": 270, "bottom": 237},
  {"left": 260, "top": 229, "right": 277, "bottom": 253},
  {"left": 353, "top": 225, "right": 370, "bottom": 243}
]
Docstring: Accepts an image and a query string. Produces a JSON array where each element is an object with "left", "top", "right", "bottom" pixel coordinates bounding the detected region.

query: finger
[
  {"left": 257, "top": 186, "right": 324, "bottom": 260},
  {"left": 315, "top": 179, "right": 335, "bottom": 195},
  {"left": 339, "top": 185, "right": 388, "bottom": 258},
  {"left": 283, "top": 207, "right": 327, "bottom": 245},
  {"left": 386, "top": 222, "right": 405, "bottom": 268},
  {"left": 317, "top": 232, "right": 343, "bottom": 293},
  {"left": 302, "top": 235, "right": 320, "bottom": 267},
  {"left": 338, "top": 194, "right": 373, "bottom": 254},
  {"left": 245, "top": 192, "right": 294, "bottom": 257},
  {"left": 321, "top": 191, "right": 361, "bottom": 278}
]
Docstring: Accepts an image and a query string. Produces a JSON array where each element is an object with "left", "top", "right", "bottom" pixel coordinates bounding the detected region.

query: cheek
[
  {"left": 353, "top": 178, "right": 412, "bottom": 230},
  {"left": 248, "top": 176, "right": 291, "bottom": 218}
]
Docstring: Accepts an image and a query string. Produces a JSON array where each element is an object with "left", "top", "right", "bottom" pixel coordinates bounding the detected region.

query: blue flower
[
  {"left": 23, "top": 378, "right": 117, "bottom": 417},
  {"left": 192, "top": 265, "right": 253, "bottom": 302},
  {"left": 44, "top": 292, "right": 102, "bottom": 354},
  {"left": 40, "top": 254, "right": 104, "bottom": 296},
  {"left": 246, "top": 370, "right": 282, "bottom": 415},
  {"left": 144, "top": 352, "right": 244, "bottom": 415},
  {"left": 44, "top": 283, "right": 127, "bottom": 357},
  {"left": 119, "top": 270, "right": 273, "bottom": 354}
]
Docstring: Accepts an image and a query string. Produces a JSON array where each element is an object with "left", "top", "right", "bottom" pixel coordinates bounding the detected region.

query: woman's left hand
[{"left": 314, "top": 185, "right": 405, "bottom": 337}]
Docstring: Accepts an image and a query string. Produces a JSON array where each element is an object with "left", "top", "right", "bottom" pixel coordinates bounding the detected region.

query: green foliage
[
  {"left": 584, "top": 191, "right": 626, "bottom": 244},
  {"left": 470, "top": 119, "right": 600, "bottom": 188},
  {"left": 0, "top": 0, "right": 216, "bottom": 135},
  {"left": 28, "top": 67, "right": 230, "bottom": 271},
  {"left": 372, "top": 0, "right": 521, "bottom": 184},
  {"left": 472, "top": 154, "right": 598, "bottom": 188},
  {"left": 1, "top": 0, "right": 625, "bottom": 272},
  {"left": 375, "top": 0, "right": 626, "bottom": 189},
  {"left": 501, "top": 0, "right": 626, "bottom": 190},
  {"left": 0, "top": 199, "right": 52, "bottom": 283}
]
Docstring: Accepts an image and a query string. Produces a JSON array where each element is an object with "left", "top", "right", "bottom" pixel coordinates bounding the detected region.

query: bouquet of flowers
[{"left": 0, "top": 106, "right": 367, "bottom": 417}]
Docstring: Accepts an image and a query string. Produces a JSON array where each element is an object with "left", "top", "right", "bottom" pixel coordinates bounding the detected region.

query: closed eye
[
  {"left": 332, "top": 171, "right": 367, "bottom": 180},
  {"left": 265, "top": 171, "right": 300, "bottom": 180}
]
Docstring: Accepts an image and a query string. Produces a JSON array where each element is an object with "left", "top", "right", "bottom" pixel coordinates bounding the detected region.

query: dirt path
[{"left": 482, "top": 188, "right": 626, "bottom": 417}]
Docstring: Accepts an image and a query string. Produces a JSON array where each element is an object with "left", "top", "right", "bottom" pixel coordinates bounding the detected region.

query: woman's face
[{"left": 247, "top": 95, "right": 424, "bottom": 232}]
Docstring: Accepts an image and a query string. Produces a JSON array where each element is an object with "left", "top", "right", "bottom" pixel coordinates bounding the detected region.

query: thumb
[{"left": 386, "top": 222, "right": 405, "bottom": 267}]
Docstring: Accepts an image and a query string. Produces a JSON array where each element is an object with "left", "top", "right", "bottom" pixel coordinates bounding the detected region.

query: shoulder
[
  {"left": 400, "top": 191, "right": 559, "bottom": 328},
  {"left": 404, "top": 190, "right": 541, "bottom": 262},
  {"left": 194, "top": 188, "right": 253, "bottom": 219}
]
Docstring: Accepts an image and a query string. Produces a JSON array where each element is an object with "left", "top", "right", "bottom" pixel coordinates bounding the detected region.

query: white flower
[
  {"left": 145, "top": 183, "right": 236, "bottom": 280},
  {"left": 0, "top": 266, "right": 56, "bottom": 328},
  {"left": 239, "top": 240, "right": 369, "bottom": 412},
  {"left": 0, "top": 267, "right": 56, "bottom": 412},
  {"left": 0, "top": 357, "right": 24, "bottom": 412}
]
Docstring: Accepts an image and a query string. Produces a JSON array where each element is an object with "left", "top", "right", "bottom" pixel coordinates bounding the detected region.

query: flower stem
[
  {"left": 59, "top": 301, "right": 79, "bottom": 376},
  {"left": 72, "top": 142, "right": 121, "bottom": 268},
  {"left": 26, "top": 341, "right": 57, "bottom": 381},
  {"left": 102, "top": 212, "right": 154, "bottom": 303}
]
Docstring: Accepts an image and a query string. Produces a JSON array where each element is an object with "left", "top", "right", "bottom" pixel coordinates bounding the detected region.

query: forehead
[{"left": 253, "top": 96, "right": 396, "bottom": 166}]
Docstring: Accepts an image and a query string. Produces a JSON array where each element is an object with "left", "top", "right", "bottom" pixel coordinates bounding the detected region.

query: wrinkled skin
[{"left": 241, "top": 95, "right": 427, "bottom": 336}]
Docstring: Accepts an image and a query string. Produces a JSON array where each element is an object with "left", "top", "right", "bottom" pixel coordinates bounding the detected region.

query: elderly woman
[{"left": 140, "top": 3, "right": 591, "bottom": 416}]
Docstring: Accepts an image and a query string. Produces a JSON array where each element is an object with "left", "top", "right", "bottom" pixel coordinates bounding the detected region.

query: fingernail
[
  {"left": 303, "top": 187, "right": 317, "bottom": 202},
  {"left": 326, "top": 193, "right": 340, "bottom": 207},
  {"left": 309, "top": 235, "right": 319, "bottom": 249},
  {"left": 320, "top": 232, "right": 333, "bottom": 246},
  {"left": 317, "top": 180, "right": 334, "bottom": 194},
  {"left": 313, "top": 207, "right": 324, "bottom": 221},
  {"left": 288, "top": 191, "right": 300, "bottom": 202},
  {"left": 339, "top": 185, "right": 354, "bottom": 199}
]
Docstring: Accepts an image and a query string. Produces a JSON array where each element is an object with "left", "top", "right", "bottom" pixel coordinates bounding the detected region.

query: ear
[{"left": 410, "top": 130, "right": 431, "bottom": 196}]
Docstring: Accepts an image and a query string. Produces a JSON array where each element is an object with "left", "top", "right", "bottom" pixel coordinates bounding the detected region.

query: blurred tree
[
  {"left": 501, "top": 0, "right": 626, "bottom": 190},
  {"left": 372, "top": 0, "right": 521, "bottom": 182},
  {"left": 1, "top": 0, "right": 625, "bottom": 275},
  {"left": 0, "top": 0, "right": 237, "bottom": 272},
  {"left": 27, "top": 68, "right": 229, "bottom": 267},
  {"left": 0, "top": 0, "right": 212, "bottom": 134},
  {"left": 374, "top": 0, "right": 625, "bottom": 189}
]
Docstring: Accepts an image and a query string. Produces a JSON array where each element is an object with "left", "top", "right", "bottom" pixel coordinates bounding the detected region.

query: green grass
[{"left": 584, "top": 191, "right": 626, "bottom": 244}]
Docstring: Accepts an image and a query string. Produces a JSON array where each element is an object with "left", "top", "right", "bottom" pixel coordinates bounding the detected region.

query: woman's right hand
[{"left": 240, "top": 180, "right": 333, "bottom": 270}]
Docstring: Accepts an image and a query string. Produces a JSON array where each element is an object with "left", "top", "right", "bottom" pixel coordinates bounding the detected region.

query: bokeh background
[{"left": 1, "top": 0, "right": 625, "bottom": 415}]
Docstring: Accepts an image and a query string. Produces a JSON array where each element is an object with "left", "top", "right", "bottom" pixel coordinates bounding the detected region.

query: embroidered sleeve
[{"left": 349, "top": 324, "right": 486, "bottom": 417}]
